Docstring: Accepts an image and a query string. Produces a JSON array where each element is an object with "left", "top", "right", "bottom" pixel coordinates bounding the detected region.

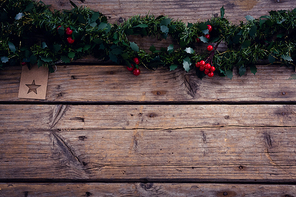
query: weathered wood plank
[
  {"left": 0, "top": 183, "right": 295, "bottom": 197},
  {"left": 1, "top": 104, "right": 296, "bottom": 130},
  {"left": 1, "top": 64, "right": 295, "bottom": 102},
  {"left": 41, "top": 0, "right": 296, "bottom": 24},
  {"left": 1, "top": 127, "right": 296, "bottom": 181}
]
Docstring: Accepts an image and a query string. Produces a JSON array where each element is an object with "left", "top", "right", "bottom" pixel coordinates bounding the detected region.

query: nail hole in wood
[
  {"left": 282, "top": 92, "right": 286, "bottom": 95},
  {"left": 223, "top": 192, "right": 228, "bottom": 196},
  {"left": 239, "top": 165, "right": 243, "bottom": 170}
]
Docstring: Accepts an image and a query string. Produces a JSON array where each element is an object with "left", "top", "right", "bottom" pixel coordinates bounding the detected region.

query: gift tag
[{"left": 18, "top": 64, "right": 49, "bottom": 100}]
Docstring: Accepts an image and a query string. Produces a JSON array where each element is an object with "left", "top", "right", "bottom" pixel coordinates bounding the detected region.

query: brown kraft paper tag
[{"left": 18, "top": 64, "right": 49, "bottom": 100}]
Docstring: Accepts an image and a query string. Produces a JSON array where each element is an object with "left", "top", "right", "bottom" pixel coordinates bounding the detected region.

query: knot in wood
[
  {"left": 282, "top": 92, "right": 286, "bottom": 95},
  {"left": 238, "top": 165, "right": 244, "bottom": 170},
  {"left": 223, "top": 192, "right": 228, "bottom": 196}
]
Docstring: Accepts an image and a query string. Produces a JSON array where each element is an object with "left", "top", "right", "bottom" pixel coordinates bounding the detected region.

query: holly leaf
[
  {"left": 220, "top": 6, "right": 225, "bottom": 18},
  {"left": 160, "top": 25, "right": 169, "bottom": 34},
  {"left": 250, "top": 64, "right": 257, "bottom": 75},
  {"left": 226, "top": 70, "right": 233, "bottom": 79},
  {"left": 98, "top": 22, "right": 107, "bottom": 30},
  {"left": 134, "top": 24, "right": 148, "bottom": 28},
  {"left": 249, "top": 25, "right": 257, "bottom": 37},
  {"left": 83, "top": 45, "right": 91, "bottom": 51},
  {"left": 68, "top": 52, "right": 75, "bottom": 59},
  {"left": 239, "top": 66, "right": 246, "bottom": 76},
  {"left": 8, "top": 42, "right": 16, "bottom": 53},
  {"left": 170, "top": 64, "right": 178, "bottom": 71},
  {"left": 281, "top": 55, "right": 293, "bottom": 61},
  {"left": 1, "top": 56, "right": 9, "bottom": 63},
  {"left": 130, "top": 42, "right": 139, "bottom": 52},
  {"left": 30, "top": 55, "right": 37, "bottom": 64},
  {"left": 268, "top": 54, "right": 275, "bottom": 64},
  {"left": 241, "top": 40, "right": 251, "bottom": 49},
  {"left": 167, "top": 44, "right": 174, "bottom": 54},
  {"left": 15, "top": 13, "right": 24, "bottom": 20},
  {"left": 183, "top": 57, "right": 191, "bottom": 72},
  {"left": 53, "top": 44, "right": 61, "bottom": 52},
  {"left": 160, "top": 18, "right": 171, "bottom": 26},
  {"left": 245, "top": 15, "right": 255, "bottom": 21},
  {"left": 91, "top": 12, "right": 100, "bottom": 22},
  {"left": 149, "top": 45, "right": 156, "bottom": 52},
  {"left": 199, "top": 36, "right": 208, "bottom": 43},
  {"left": 111, "top": 48, "right": 122, "bottom": 55},
  {"left": 24, "top": 2, "right": 34, "bottom": 12},
  {"left": 37, "top": 59, "right": 43, "bottom": 67},
  {"left": 202, "top": 29, "right": 209, "bottom": 35},
  {"left": 90, "top": 22, "right": 97, "bottom": 27},
  {"left": 61, "top": 55, "right": 70, "bottom": 63},
  {"left": 76, "top": 48, "right": 83, "bottom": 52},
  {"left": 109, "top": 53, "right": 118, "bottom": 63},
  {"left": 41, "top": 42, "right": 48, "bottom": 49},
  {"left": 185, "top": 47, "right": 194, "bottom": 54},
  {"left": 40, "top": 56, "right": 53, "bottom": 62}
]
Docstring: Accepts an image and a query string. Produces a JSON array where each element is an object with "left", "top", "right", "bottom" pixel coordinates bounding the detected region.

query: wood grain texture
[
  {"left": 41, "top": 0, "right": 296, "bottom": 24},
  {"left": 1, "top": 64, "right": 296, "bottom": 102},
  {"left": 1, "top": 127, "right": 296, "bottom": 181},
  {"left": 1, "top": 104, "right": 296, "bottom": 130},
  {"left": 0, "top": 183, "right": 295, "bottom": 197}
]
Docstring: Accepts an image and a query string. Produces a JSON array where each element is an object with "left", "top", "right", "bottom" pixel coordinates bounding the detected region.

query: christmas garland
[{"left": 1, "top": 0, "right": 295, "bottom": 79}]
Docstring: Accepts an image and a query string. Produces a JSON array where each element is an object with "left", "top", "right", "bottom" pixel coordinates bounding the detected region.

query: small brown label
[{"left": 18, "top": 64, "right": 49, "bottom": 100}]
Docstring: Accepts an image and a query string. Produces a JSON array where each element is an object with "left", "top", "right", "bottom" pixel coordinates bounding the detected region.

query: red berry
[
  {"left": 205, "top": 63, "right": 211, "bottom": 70},
  {"left": 195, "top": 62, "right": 200, "bottom": 68},
  {"left": 133, "top": 57, "right": 140, "bottom": 65},
  {"left": 66, "top": 27, "right": 73, "bottom": 35},
  {"left": 21, "top": 62, "right": 26, "bottom": 66},
  {"left": 207, "top": 45, "right": 213, "bottom": 51},
  {"left": 207, "top": 25, "right": 212, "bottom": 32},
  {"left": 199, "top": 66, "right": 205, "bottom": 71},
  {"left": 210, "top": 66, "right": 216, "bottom": 72},
  {"left": 196, "top": 37, "right": 201, "bottom": 42},
  {"left": 133, "top": 68, "right": 141, "bottom": 76},
  {"left": 204, "top": 69, "right": 210, "bottom": 75},
  {"left": 67, "top": 37, "right": 75, "bottom": 44},
  {"left": 57, "top": 26, "right": 61, "bottom": 31},
  {"left": 205, "top": 34, "right": 210, "bottom": 40},
  {"left": 208, "top": 72, "right": 214, "bottom": 77},
  {"left": 199, "top": 60, "right": 205, "bottom": 66},
  {"left": 127, "top": 64, "right": 134, "bottom": 71}
]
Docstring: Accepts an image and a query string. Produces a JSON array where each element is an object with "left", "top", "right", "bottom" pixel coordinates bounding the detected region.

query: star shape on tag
[{"left": 25, "top": 80, "right": 41, "bottom": 94}]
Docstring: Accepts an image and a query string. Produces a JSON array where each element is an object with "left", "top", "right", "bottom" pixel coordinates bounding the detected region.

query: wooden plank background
[{"left": 1, "top": 0, "right": 296, "bottom": 196}]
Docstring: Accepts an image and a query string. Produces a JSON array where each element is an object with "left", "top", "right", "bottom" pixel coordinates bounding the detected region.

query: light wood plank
[
  {"left": 1, "top": 64, "right": 295, "bottom": 102},
  {"left": 1, "top": 104, "right": 296, "bottom": 130},
  {"left": 0, "top": 183, "right": 295, "bottom": 197},
  {"left": 41, "top": 0, "right": 296, "bottom": 24},
  {"left": 1, "top": 127, "right": 296, "bottom": 180}
]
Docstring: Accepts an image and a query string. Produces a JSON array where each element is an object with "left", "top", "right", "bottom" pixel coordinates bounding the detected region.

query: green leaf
[
  {"left": 241, "top": 40, "right": 251, "bottom": 49},
  {"left": 1, "top": 56, "right": 9, "bottom": 63},
  {"left": 184, "top": 47, "right": 194, "bottom": 54},
  {"left": 281, "top": 55, "right": 293, "bottom": 61},
  {"left": 220, "top": 6, "right": 225, "bottom": 18},
  {"left": 160, "top": 25, "right": 169, "bottom": 34},
  {"left": 15, "top": 13, "right": 24, "bottom": 20},
  {"left": 24, "top": 2, "right": 34, "bottom": 12},
  {"left": 83, "top": 45, "right": 91, "bottom": 51},
  {"left": 68, "top": 52, "right": 75, "bottom": 59},
  {"left": 277, "top": 34, "right": 284, "bottom": 38},
  {"left": 37, "top": 59, "right": 43, "bottom": 67},
  {"left": 53, "top": 44, "right": 61, "bottom": 52},
  {"left": 245, "top": 15, "right": 255, "bottom": 21},
  {"left": 111, "top": 48, "right": 122, "bottom": 55},
  {"left": 8, "top": 42, "right": 16, "bottom": 53},
  {"left": 69, "top": 0, "right": 78, "bottom": 8},
  {"left": 30, "top": 55, "right": 37, "bottom": 64},
  {"left": 76, "top": 48, "right": 83, "bottom": 52},
  {"left": 109, "top": 53, "right": 117, "bottom": 63},
  {"left": 268, "top": 54, "right": 275, "bottom": 64},
  {"left": 98, "top": 22, "right": 107, "bottom": 30},
  {"left": 249, "top": 25, "right": 257, "bottom": 37},
  {"left": 160, "top": 18, "right": 171, "bottom": 26},
  {"left": 149, "top": 45, "right": 156, "bottom": 52},
  {"left": 61, "top": 55, "right": 70, "bottom": 63},
  {"left": 199, "top": 36, "right": 208, "bottom": 43},
  {"left": 239, "top": 66, "right": 246, "bottom": 76},
  {"left": 130, "top": 42, "right": 139, "bottom": 52},
  {"left": 40, "top": 56, "right": 53, "bottom": 62},
  {"left": 170, "top": 64, "right": 178, "bottom": 71},
  {"left": 250, "top": 64, "right": 257, "bottom": 75},
  {"left": 183, "top": 57, "right": 191, "bottom": 72},
  {"left": 202, "top": 29, "right": 209, "bottom": 35},
  {"left": 58, "top": 26, "right": 64, "bottom": 36},
  {"left": 198, "top": 23, "right": 207, "bottom": 30},
  {"left": 134, "top": 24, "right": 148, "bottom": 28},
  {"left": 41, "top": 42, "right": 48, "bottom": 49},
  {"left": 226, "top": 70, "right": 233, "bottom": 80},
  {"left": 91, "top": 12, "right": 100, "bottom": 22},
  {"left": 90, "top": 22, "right": 97, "bottom": 27},
  {"left": 167, "top": 44, "right": 174, "bottom": 54}
]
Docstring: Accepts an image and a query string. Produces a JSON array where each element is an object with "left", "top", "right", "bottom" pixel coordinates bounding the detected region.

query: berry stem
[{"left": 205, "top": 40, "right": 221, "bottom": 65}]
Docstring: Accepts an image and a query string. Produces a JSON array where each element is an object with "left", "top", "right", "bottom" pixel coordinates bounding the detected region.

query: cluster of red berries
[
  {"left": 196, "top": 24, "right": 212, "bottom": 43},
  {"left": 57, "top": 26, "right": 75, "bottom": 44},
  {"left": 127, "top": 57, "right": 141, "bottom": 76},
  {"left": 195, "top": 60, "right": 215, "bottom": 77}
]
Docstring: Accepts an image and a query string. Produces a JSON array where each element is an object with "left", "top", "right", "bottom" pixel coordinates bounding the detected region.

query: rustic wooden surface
[
  {"left": 1, "top": 0, "right": 296, "bottom": 196},
  {"left": 1, "top": 64, "right": 296, "bottom": 102},
  {"left": 0, "top": 183, "right": 296, "bottom": 197}
]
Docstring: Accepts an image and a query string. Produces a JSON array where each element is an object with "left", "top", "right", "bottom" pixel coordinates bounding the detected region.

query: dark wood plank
[
  {"left": 1, "top": 125, "right": 296, "bottom": 181},
  {"left": 1, "top": 104, "right": 296, "bottom": 130},
  {"left": 0, "top": 183, "right": 295, "bottom": 197},
  {"left": 41, "top": 0, "right": 296, "bottom": 24},
  {"left": 1, "top": 64, "right": 295, "bottom": 102}
]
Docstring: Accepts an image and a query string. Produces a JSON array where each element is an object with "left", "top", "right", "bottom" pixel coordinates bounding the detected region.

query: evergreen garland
[{"left": 0, "top": 0, "right": 295, "bottom": 78}]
